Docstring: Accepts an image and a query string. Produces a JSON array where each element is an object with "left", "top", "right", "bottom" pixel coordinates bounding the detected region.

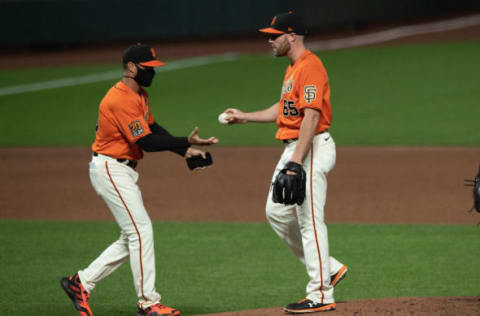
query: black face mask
[{"left": 134, "top": 65, "right": 155, "bottom": 87}]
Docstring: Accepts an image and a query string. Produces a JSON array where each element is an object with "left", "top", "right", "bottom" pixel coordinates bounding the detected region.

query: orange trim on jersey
[
  {"left": 259, "top": 27, "right": 285, "bottom": 34},
  {"left": 105, "top": 161, "right": 146, "bottom": 301},
  {"left": 309, "top": 144, "right": 324, "bottom": 304}
]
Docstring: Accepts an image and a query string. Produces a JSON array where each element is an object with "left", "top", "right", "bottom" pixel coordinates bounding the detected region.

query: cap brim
[
  {"left": 139, "top": 60, "right": 165, "bottom": 67},
  {"left": 259, "top": 27, "right": 285, "bottom": 34}
]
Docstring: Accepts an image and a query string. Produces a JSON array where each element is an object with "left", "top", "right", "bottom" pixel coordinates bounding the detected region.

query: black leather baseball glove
[
  {"left": 186, "top": 152, "right": 212, "bottom": 170},
  {"left": 272, "top": 161, "right": 306, "bottom": 205},
  {"left": 464, "top": 164, "right": 480, "bottom": 213}
]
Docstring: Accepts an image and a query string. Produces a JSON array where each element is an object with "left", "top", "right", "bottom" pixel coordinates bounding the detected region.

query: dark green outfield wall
[{"left": 1, "top": 0, "right": 479, "bottom": 48}]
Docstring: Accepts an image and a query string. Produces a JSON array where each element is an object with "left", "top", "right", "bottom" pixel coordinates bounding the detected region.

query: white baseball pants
[
  {"left": 266, "top": 132, "right": 343, "bottom": 304},
  {"left": 78, "top": 154, "right": 161, "bottom": 309}
]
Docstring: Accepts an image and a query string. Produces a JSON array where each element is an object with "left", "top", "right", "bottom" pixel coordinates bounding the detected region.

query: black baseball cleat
[
  {"left": 60, "top": 273, "right": 93, "bottom": 316},
  {"left": 284, "top": 299, "right": 336, "bottom": 314},
  {"left": 330, "top": 264, "right": 348, "bottom": 287}
]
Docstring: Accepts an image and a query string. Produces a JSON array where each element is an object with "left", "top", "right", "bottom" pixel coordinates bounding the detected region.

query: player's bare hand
[
  {"left": 188, "top": 127, "right": 219, "bottom": 145},
  {"left": 185, "top": 148, "right": 212, "bottom": 171},
  {"left": 185, "top": 147, "right": 206, "bottom": 159},
  {"left": 224, "top": 108, "right": 248, "bottom": 124}
]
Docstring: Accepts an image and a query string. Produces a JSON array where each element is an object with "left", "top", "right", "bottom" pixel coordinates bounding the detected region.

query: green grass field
[
  {"left": 1, "top": 41, "right": 480, "bottom": 146},
  {"left": 0, "top": 220, "right": 478, "bottom": 316}
]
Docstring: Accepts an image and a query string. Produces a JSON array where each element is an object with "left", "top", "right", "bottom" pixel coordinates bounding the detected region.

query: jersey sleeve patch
[
  {"left": 128, "top": 120, "right": 145, "bottom": 137},
  {"left": 304, "top": 85, "right": 317, "bottom": 104}
]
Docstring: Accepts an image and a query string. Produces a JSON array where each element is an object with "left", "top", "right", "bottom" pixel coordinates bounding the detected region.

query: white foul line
[
  {"left": 307, "top": 14, "right": 480, "bottom": 51},
  {"left": 0, "top": 53, "right": 238, "bottom": 97}
]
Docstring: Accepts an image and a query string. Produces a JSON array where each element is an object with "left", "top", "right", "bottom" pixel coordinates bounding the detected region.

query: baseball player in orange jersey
[
  {"left": 224, "top": 12, "right": 347, "bottom": 313},
  {"left": 60, "top": 43, "right": 218, "bottom": 316}
]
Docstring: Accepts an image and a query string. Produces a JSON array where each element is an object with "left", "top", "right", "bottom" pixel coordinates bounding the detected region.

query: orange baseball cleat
[
  {"left": 137, "top": 303, "right": 180, "bottom": 316},
  {"left": 330, "top": 264, "right": 348, "bottom": 287},
  {"left": 60, "top": 273, "right": 93, "bottom": 316}
]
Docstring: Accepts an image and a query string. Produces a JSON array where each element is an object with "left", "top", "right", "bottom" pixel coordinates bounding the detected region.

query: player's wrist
[
  {"left": 235, "top": 112, "right": 248, "bottom": 123},
  {"left": 289, "top": 155, "right": 303, "bottom": 165}
]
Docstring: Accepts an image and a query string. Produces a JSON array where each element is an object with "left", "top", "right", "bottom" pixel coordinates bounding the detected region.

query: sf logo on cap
[{"left": 271, "top": 16, "right": 277, "bottom": 25}]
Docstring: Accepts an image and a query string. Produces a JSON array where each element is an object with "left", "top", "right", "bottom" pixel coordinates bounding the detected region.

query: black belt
[
  {"left": 282, "top": 129, "right": 329, "bottom": 144},
  {"left": 93, "top": 152, "right": 138, "bottom": 170}
]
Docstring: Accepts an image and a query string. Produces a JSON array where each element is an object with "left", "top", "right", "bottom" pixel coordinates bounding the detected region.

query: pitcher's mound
[{"left": 200, "top": 296, "right": 480, "bottom": 315}]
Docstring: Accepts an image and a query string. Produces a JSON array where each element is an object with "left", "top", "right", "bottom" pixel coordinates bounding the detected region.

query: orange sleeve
[
  {"left": 109, "top": 101, "right": 152, "bottom": 144},
  {"left": 296, "top": 66, "right": 327, "bottom": 112}
]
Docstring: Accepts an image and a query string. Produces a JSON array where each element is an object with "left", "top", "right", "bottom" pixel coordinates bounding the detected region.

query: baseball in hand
[{"left": 218, "top": 112, "right": 229, "bottom": 125}]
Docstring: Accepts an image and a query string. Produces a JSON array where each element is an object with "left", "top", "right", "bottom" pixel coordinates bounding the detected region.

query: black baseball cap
[
  {"left": 122, "top": 43, "right": 165, "bottom": 67},
  {"left": 259, "top": 11, "right": 307, "bottom": 35}
]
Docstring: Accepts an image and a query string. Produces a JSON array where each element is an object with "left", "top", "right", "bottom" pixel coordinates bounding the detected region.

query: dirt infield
[{"left": 1, "top": 146, "right": 479, "bottom": 224}]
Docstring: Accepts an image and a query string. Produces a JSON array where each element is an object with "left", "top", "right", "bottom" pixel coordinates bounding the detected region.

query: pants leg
[
  {"left": 78, "top": 232, "right": 129, "bottom": 293},
  {"left": 266, "top": 182, "right": 304, "bottom": 262},
  {"left": 329, "top": 257, "right": 345, "bottom": 277},
  {"left": 266, "top": 133, "right": 342, "bottom": 304},
  {"left": 298, "top": 134, "right": 337, "bottom": 304},
  {"left": 79, "top": 156, "right": 161, "bottom": 308}
]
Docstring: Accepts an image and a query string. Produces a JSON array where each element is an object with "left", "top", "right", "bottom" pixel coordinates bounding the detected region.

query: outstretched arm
[
  {"left": 137, "top": 123, "right": 218, "bottom": 156},
  {"left": 136, "top": 122, "right": 190, "bottom": 156},
  {"left": 223, "top": 102, "right": 278, "bottom": 124},
  {"left": 136, "top": 132, "right": 190, "bottom": 155}
]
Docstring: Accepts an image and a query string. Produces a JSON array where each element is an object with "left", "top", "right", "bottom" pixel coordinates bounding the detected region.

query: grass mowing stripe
[
  {"left": 1, "top": 42, "right": 479, "bottom": 146},
  {"left": 0, "top": 53, "right": 238, "bottom": 96},
  {"left": 0, "top": 220, "right": 478, "bottom": 315}
]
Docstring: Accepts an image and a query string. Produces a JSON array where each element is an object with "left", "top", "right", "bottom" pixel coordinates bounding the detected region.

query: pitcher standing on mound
[{"left": 223, "top": 12, "right": 348, "bottom": 314}]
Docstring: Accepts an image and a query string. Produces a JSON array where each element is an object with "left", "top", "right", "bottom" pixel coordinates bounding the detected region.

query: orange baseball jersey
[
  {"left": 276, "top": 50, "right": 332, "bottom": 140},
  {"left": 92, "top": 81, "right": 154, "bottom": 161}
]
